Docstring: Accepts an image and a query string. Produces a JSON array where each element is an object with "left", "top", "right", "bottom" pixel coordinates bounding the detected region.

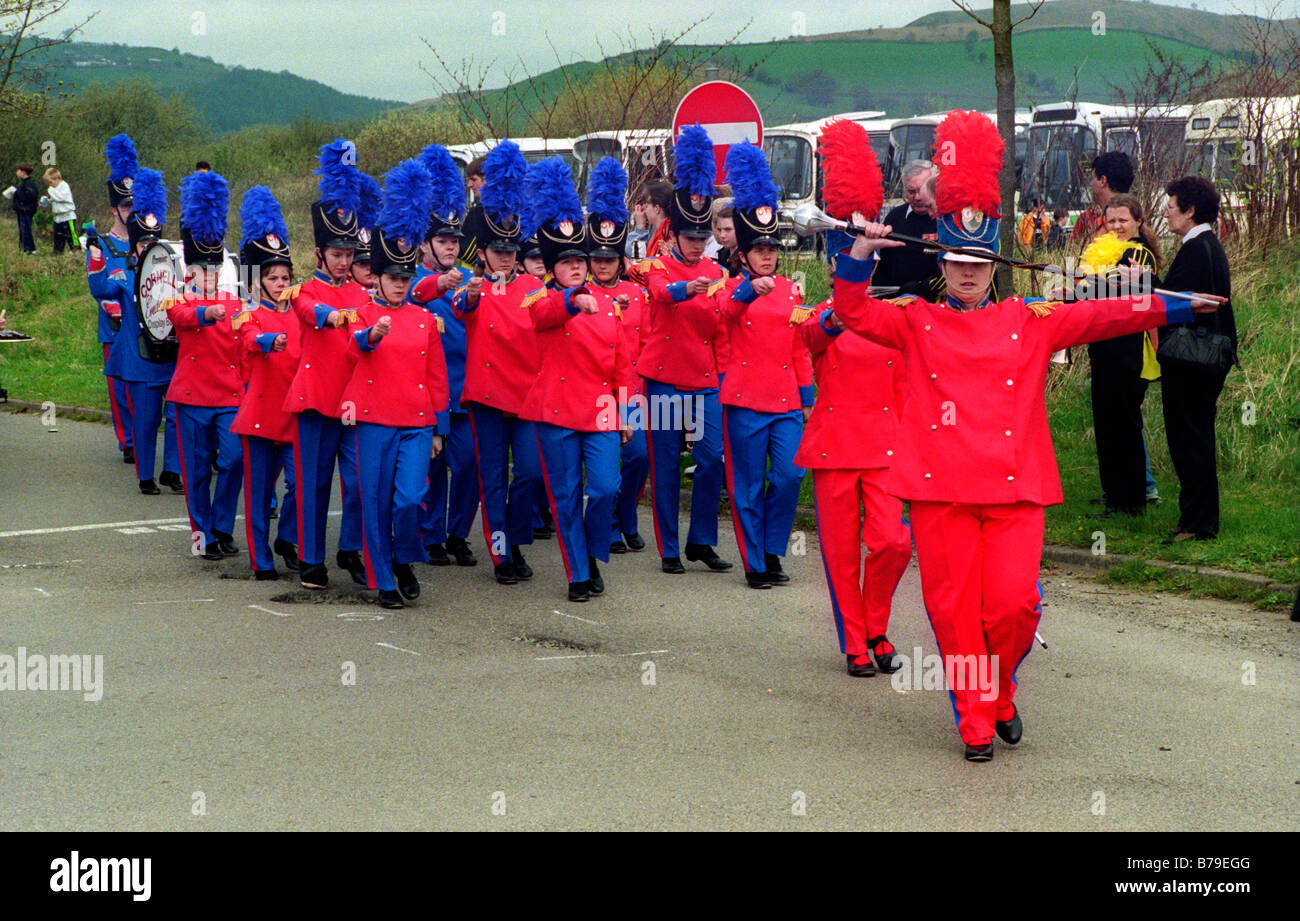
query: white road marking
[
  {"left": 549, "top": 608, "right": 606, "bottom": 626},
  {"left": 248, "top": 604, "right": 292, "bottom": 618},
  {"left": 33, "top": 587, "right": 50, "bottom": 597},
  {"left": 535, "top": 648, "right": 668, "bottom": 662},
  {"left": 133, "top": 598, "right": 215, "bottom": 605},
  {"left": 338, "top": 612, "right": 384, "bottom": 622},
  {"left": 375, "top": 642, "right": 422, "bottom": 656},
  {"left": 0, "top": 510, "right": 338, "bottom": 539},
  {"left": 0, "top": 559, "right": 84, "bottom": 569}
]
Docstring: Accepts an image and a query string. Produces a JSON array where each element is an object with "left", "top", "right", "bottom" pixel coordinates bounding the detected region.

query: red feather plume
[
  {"left": 933, "top": 110, "right": 1005, "bottom": 218},
  {"left": 818, "top": 119, "right": 883, "bottom": 221}
]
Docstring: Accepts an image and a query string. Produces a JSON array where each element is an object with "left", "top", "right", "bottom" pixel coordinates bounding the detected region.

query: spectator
[
  {"left": 465, "top": 155, "right": 486, "bottom": 200},
  {"left": 1160, "top": 175, "right": 1236, "bottom": 541},
  {"left": 1045, "top": 207, "right": 1070, "bottom": 248},
  {"left": 195, "top": 160, "right": 212, "bottom": 173},
  {"left": 8, "top": 163, "right": 39, "bottom": 253},
  {"left": 1073, "top": 151, "right": 1134, "bottom": 243},
  {"left": 41, "top": 167, "right": 79, "bottom": 254},
  {"left": 1016, "top": 197, "right": 1051, "bottom": 252},
  {"left": 704, "top": 197, "right": 734, "bottom": 266},
  {"left": 626, "top": 179, "right": 670, "bottom": 262},
  {"left": 873, "top": 159, "right": 937, "bottom": 287}
]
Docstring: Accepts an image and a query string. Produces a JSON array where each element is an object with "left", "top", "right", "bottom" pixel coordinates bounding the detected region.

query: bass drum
[{"left": 134, "top": 241, "right": 242, "bottom": 363}]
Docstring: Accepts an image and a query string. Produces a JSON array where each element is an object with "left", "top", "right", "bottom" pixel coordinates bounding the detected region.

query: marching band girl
[{"left": 231, "top": 186, "right": 301, "bottom": 579}]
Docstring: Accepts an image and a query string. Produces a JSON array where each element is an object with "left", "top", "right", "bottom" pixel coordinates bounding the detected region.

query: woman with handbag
[{"left": 1159, "top": 176, "right": 1237, "bottom": 542}]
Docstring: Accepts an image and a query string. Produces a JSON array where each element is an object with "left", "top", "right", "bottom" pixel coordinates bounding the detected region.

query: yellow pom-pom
[{"left": 1080, "top": 232, "right": 1130, "bottom": 272}]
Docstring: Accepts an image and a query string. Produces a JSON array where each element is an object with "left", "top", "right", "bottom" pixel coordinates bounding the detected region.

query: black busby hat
[
  {"left": 585, "top": 156, "right": 629, "bottom": 259},
  {"left": 525, "top": 156, "right": 587, "bottom": 273},
  {"left": 179, "top": 170, "right": 229, "bottom": 267},
  {"left": 420, "top": 143, "right": 467, "bottom": 240},
  {"left": 238, "top": 185, "right": 291, "bottom": 271},
  {"left": 726, "top": 141, "right": 781, "bottom": 252},
  {"left": 474, "top": 140, "right": 527, "bottom": 253},
  {"left": 668, "top": 124, "right": 716, "bottom": 239},
  {"left": 310, "top": 138, "right": 361, "bottom": 250},
  {"left": 104, "top": 134, "right": 138, "bottom": 209},
  {"left": 371, "top": 159, "right": 433, "bottom": 279},
  {"left": 126, "top": 167, "right": 167, "bottom": 250}
]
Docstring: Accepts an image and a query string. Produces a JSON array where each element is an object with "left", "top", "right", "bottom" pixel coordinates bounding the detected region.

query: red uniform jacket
[
  {"left": 719, "top": 273, "right": 814, "bottom": 413},
  {"left": 832, "top": 252, "right": 1193, "bottom": 506},
  {"left": 340, "top": 298, "right": 450, "bottom": 429},
  {"left": 282, "top": 272, "right": 371, "bottom": 418},
  {"left": 795, "top": 299, "right": 906, "bottom": 470},
  {"left": 231, "top": 302, "right": 302, "bottom": 443},
  {"left": 590, "top": 279, "right": 648, "bottom": 397},
  {"left": 638, "top": 252, "right": 726, "bottom": 390},
  {"left": 164, "top": 292, "right": 245, "bottom": 408},
  {"left": 452, "top": 272, "right": 542, "bottom": 415},
  {"left": 521, "top": 285, "right": 633, "bottom": 432}
]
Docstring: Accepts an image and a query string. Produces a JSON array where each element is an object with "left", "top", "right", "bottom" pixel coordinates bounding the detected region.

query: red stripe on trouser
[
  {"left": 174, "top": 411, "right": 200, "bottom": 554},
  {"left": 291, "top": 418, "right": 308, "bottom": 564},
  {"left": 857, "top": 468, "right": 912, "bottom": 640},
  {"left": 535, "top": 428, "right": 573, "bottom": 582},
  {"left": 643, "top": 411, "right": 665, "bottom": 557},
  {"left": 105, "top": 345, "right": 126, "bottom": 449},
  {"left": 720, "top": 408, "right": 749, "bottom": 573},
  {"left": 242, "top": 436, "right": 259, "bottom": 569},
  {"left": 354, "top": 426, "right": 377, "bottom": 590},
  {"left": 909, "top": 500, "right": 1045, "bottom": 745},
  {"left": 466, "top": 408, "right": 503, "bottom": 567},
  {"left": 125, "top": 387, "right": 140, "bottom": 479}
]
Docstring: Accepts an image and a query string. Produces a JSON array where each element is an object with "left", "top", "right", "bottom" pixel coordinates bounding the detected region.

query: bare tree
[
  {"left": 0, "top": 0, "right": 96, "bottom": 115},
  {"left": 952, "top": 0, "right": 1046, "bottom": 291}
]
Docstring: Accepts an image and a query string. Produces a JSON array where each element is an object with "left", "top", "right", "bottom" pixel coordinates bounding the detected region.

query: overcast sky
[{"left": 41, "top": 0, "right": 1297, "bottom": 103}]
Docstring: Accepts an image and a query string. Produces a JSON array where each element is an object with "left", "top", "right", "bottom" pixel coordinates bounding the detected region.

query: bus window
[{"left": 763, "top": 136, "right": 813, "bottom": 202}]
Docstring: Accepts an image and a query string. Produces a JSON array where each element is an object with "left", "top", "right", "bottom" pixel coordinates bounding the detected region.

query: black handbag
[{"left": 1156, "top": 324, "right": 1237, "bottom": 376}]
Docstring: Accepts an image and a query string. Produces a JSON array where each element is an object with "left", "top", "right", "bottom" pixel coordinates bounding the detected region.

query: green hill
[{"left": 26, "top": 41, "right": 400, "bottom": 133}]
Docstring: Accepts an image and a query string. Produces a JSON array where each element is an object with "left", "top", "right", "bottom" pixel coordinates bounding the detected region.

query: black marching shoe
[
  {"left": 964, "top": 742, "right": 995, "bottom": 763},
  {"left": 254, "top": 569, "right": 279, "bottom": 582},
  {"left": 338, "top": 550, "right": 367, "bottom": 586},
  {"left": 745, "top": 571, "right": 772, "bottom": 590},
  {"left": 299, "top": 563, "right": 328, "bottom": 589},
  {"left": 199, "top": 542, "right": 224, "bottom": 562},
  {"left": 995, "top": 705, "right": 1023, "bottom": 746},
  {"left": 494, "top": 561, "right": 518, "bottom": 585},
  {"left": 159, "top": 471, "right": 185, "bottom": 493},
  {"left": 685, "top": 542, "right": 732, "bottom": 571},
  {"left": 425, "top": 543, "right": 450, "bottom": 566},
  {"left": 623, "top": 533, "right": 645, "bottom": 552},
  {"left": 587, "top": 558, "right": 604, "bottom": 596},
  {"left": 394, "top": 563, "right": 420, "bottom": 601},
  {"left": 274, "top": 538, "right": 299, "bottom": 572},
  {"left": 378, "top": 589, "right": 405, "bottom": 610},
  {"left": 446, "top": 536, "right": 477, "bottom": 566},
  {"left": 122, "top": 446, "right": 135, "bottom": 464},
  {"left": 213, "top": 531, "right": 239, "bottom": 557},
  {"left": 867, "top": 635, "right": 902, "bottom": 674},
  {"left": 846, "top": 653, "right": 876, "bottom": 678},
  {"left": 138, "top": 478, "right": 160, "bottom": 496},
  {"left": 661, "top": 556, "right": 685, "bottom": 574},
  {"left": 568, "top": 580, "right": 591, "bottom": 602},
  {"left": 510, "top": 547, "right": 532, "bottom": 580},
  {"left": 609, "top": 539, "right": 628, "bottom": 554},
  {"left": 764, "top": 553, "right": 789, "bottom": 584}
]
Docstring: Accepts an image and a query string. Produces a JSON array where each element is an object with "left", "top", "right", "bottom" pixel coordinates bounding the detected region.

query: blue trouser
[
  {"left": 722, "top": 406, "right": 804, "bottom": 575},
  {"left": 419, "top": 412, "right": 479, "bottom": 546},
  {"left": 103, "top": 344, "right": 133, "bottom": 451},
  {"left": 354, "top": 422, "right": 433, "bottom": 592},
  {"left": 613, "top": 422, "right": 649, "bottom": 541},
  {"left": 536, "top": 422, "right": 621, "bottom": 585},
  {"left": 642, "top": 378, "right": 724, "bottom": 559},
  {"left": 16, "top": 213, "right": 34, "bottom": 252},
  {"left": 124, "top": 382, "right": 179, "bottom": 481},
  {"left": 292, "top": 410, "right": 362, "bottom": 567},
  {"left": 241, "top": 435, "right": 297, "bottom": 572},
  {"left": 466, "top": 403, "right": 539, "bottom": 565},
  {"left": 175, "top": 403, "right": 243, "bottom": 551}
]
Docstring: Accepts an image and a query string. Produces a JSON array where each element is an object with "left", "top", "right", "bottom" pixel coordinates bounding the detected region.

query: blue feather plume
[
  {"left": 238, "top": 186, "right": 289, "bottom": 248},
  {"left": 524, "top": 156, "right": 584, "bottom": 235},
  {"left": 355, "top": 172, "right": 381, "bottom": 229},
  {"left": 586, "top": 156, "right": 628, "bottom": 223},
  {"left": 180, "top": 171, "right": 229, "bottom": 244},
  {"left": 420, "top": 143, "right": 467, "bottom": 221},
  {"left": 725, "top": 142, "right": 780, "bottom": 211},
  {"left": 315, "top": 137, "right": 360, "bottom": 212},
  {"left": 517, "top": 160, "right": 546, "bottom": 241},
  {"left": 378, "top": 159, "right": 433, "bottom": 245},
  {"left": 129, "top": 168, "right": 167, "bottom": 224},
  {"left": 673, "top": 124, "right": 715, "bottom": 196},
  {"left": 480, "top": 140, "right": 527, "bottom": 223},
  {"left": 104, "top": 134, "right": 138, "bottom": 183}
]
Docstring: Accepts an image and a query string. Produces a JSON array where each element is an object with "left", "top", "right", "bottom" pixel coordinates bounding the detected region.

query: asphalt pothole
[
  {"left": 269, "top": 588, "right": 377, "bottom": 605},
  {"left": 511, "top": 634, "right": 600, "bottom": 652}
]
